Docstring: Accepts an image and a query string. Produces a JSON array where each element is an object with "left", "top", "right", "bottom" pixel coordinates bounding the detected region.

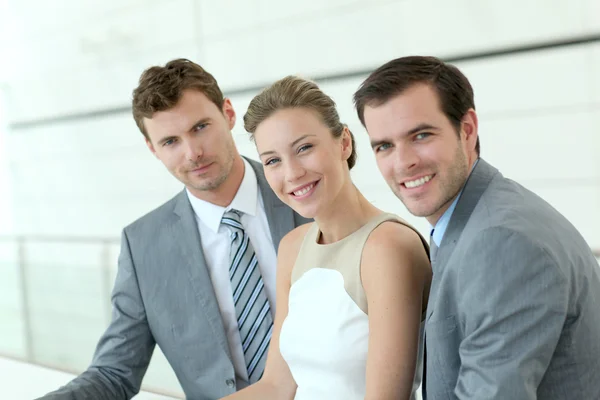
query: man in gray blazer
[
  {"left": 355, "top": 56, "right": 600, "bottom": 399},
  {"left": 38, "top": 59, "right": 309, "bottom": 400}
]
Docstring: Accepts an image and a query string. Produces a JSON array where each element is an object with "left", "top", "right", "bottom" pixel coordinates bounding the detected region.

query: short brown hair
[
  {"left": 244, "top": 76, "right": 357, "bottom": 169},
  {"left": 132, "top": 58, "right": 224, "bottom": 139},
  {"left": 354, "top": 56, "right": 480, "bottom": 155}
]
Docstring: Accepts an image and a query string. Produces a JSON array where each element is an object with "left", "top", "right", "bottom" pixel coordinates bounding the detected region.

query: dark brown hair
[
  {"left": 244, "top": 76, "right": 357, "bottom": 169},
  {"left": 132, "top": 58, "right": 224, "bottom": 139},
  {"left": 354, "top": 56, "right": 480, "bottom": 155}
]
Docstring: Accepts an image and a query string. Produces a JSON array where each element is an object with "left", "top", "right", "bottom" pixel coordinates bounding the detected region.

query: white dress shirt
[{"left": 186, "top": 159, "right": 278, "bottom": 383}]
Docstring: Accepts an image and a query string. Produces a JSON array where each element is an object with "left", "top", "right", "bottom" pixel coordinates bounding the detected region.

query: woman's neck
[{"left": 314, "top": 182, "right": 380, "bottom": 244}]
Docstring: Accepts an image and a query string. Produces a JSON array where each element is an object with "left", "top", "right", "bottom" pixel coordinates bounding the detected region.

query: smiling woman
[{"left": 219, "top": 76, "right": 432, "bottom": 400}]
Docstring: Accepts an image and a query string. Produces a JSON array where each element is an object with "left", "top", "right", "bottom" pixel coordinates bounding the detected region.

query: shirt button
[{"left": 226, "top": 379, "right": 235, "bottom": 388}]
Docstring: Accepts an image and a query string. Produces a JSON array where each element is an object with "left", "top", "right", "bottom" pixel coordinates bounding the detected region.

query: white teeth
[
  {"left": 293, "top": 183, "right": 315, "bottom": 196},
  {"left": 404, "top": 175, "right": 433, "bottom": 188}
]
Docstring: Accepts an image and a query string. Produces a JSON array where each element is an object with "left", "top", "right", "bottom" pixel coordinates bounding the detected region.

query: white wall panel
[
  {"left": 6, "top": 0, "right": 163, "bottom": 39},
  {"left": 0, "top": 242, "right": 25, "bottom": 358},
  {"left": 8, "top": 0, "right": 196, "bottom": 74},
  {"left": 457, "top": 46, "right": 593, "bottom": 116},
  {"left": 8, "top": 40, "right": 200, "bottom": 122},
  {"left": 583, "top": 0, "right": 600, "bottom": 32},
  {"left": 202, "top": 0, "right": 591, "bottom": 90},
  {"left": 591, "top": 44, "right": 600, "bottom": 103},
  {"left": 480, "top": 110, "right": 600, "bottom": 181},
  {"left": 199, "top": 0, "right": 398, "bottom": 38},
  {"left": 6, "top": 0, "right": 199, "bottom": 122}
]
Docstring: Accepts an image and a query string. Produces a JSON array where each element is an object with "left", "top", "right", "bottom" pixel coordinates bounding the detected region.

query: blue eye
[
  {"left": 265, "top": 158, "right": 280, "bottom": 166},
  {"left": 375, "top": 143, "right": 392, "bottom": 152},
  {"left": 163, "top": 138, "right": 176, "bottom": 146},
  {"left": 298, "top": 144, "right": 312, "bottom": 153},
  {"left": 194, "top": 123, "right": 208, "bottom": 132},
  {"left": 415, "top": 132, "right": 431, "bottom": 140}
]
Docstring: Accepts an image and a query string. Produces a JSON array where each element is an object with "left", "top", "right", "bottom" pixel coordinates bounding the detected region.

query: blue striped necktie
[{"left": 221, "top": 209, "right": 273, "bottom": 383}]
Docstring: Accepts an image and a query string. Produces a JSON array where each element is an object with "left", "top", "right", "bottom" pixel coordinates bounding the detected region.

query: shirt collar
[
  {"left": 430, "top": 158, "right": 479, "bottom": 246},
  {"left": 430, "top": 195, "right": 460, "bottom": 247},
  {"left": 187, "top": 158, "right": 258, "bottom": 233}
]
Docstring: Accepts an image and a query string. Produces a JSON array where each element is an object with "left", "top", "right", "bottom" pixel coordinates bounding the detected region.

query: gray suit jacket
[
  {"left": 424, "top": 159, "right": 600, "bottom": 399},
  {"left": 39, "top": 158, "right": 310, "bottom": 400}
]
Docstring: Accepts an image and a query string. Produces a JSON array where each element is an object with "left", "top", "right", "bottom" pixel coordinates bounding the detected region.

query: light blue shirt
[{"left": 430, "top": 159, "right": 479, "bottom": 246}]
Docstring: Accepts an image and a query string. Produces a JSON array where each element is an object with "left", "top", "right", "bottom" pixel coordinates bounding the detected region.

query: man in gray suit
[
  {"left": 39, "top": 59, "right": 309, "bottom": 400},
  {"left": 354, "top": 56, "right": 600, "bottom": 399}
]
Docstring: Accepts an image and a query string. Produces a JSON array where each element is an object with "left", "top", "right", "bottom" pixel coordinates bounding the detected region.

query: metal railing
[{"left": 0, "top": 234, "right": 183, "bottom": 399}]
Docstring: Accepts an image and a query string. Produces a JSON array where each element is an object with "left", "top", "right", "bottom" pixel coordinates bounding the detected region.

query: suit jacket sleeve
[
  {"left": 37, "top": 229, "right": 155, "bottom": 400},
  {"left": 455, "top": 226, "right": 568, "bottom": 399}
]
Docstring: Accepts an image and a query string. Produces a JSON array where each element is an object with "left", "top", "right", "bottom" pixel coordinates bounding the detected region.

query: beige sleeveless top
[
  {"left": 279, "top": 212, "right": 428, "bottom": 399},
  {"left": 290, "top": 212, "right": 427, "bottom": 314}
]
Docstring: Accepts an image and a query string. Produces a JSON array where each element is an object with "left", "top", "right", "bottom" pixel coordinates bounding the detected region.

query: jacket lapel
[
  {"left": 167, "top": 160, "right": 301, "bottom": 361},
  {"left": 426, "top": 159, "right": 499, "bottom": 322},
  {"left": 172, "top": 190, "right": 232, "bottom": 361},
  {"left": 436, "top": 158, "right": 500, "bottom": 267}
]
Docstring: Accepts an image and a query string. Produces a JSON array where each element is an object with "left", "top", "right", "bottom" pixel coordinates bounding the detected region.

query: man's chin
[
  {"left": 190, "top": 182, "right": 219, "bottom": 192},
  {"left": 401, "top": 201, "right": 437, "bottom": 218},
  {"left": 408, "top": 209, "right": 433, "bottom": 218},
  {"left": 195, "top": 175, "right": 230, "bottom": 192}
]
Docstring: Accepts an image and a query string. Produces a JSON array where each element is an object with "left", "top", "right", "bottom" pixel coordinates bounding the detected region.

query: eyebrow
[
  {"left": 370, "top": 123, "right": 438, "bottom": 148},
  {"left": 259, "top": 134, "right": 317, "bottom": 157}
]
